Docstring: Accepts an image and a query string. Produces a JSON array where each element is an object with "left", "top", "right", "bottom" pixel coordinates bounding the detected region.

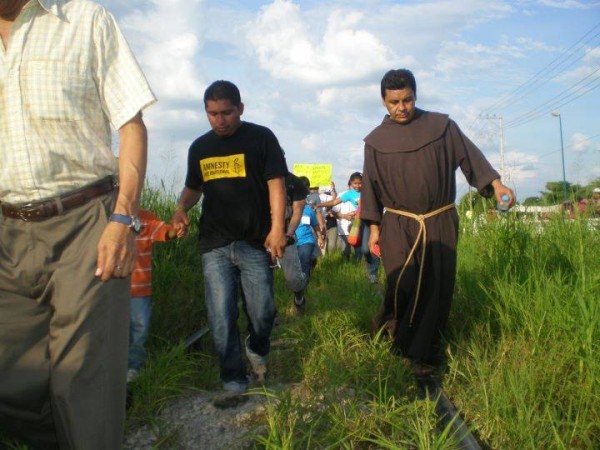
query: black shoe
[{"left": 292, "top": 297, "right": 306, "bottom": 315}]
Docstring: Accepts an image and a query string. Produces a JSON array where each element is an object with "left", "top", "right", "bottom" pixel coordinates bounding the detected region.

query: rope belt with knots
[{"left": 385, "top": 203, "right": 455, "bottom": 327}]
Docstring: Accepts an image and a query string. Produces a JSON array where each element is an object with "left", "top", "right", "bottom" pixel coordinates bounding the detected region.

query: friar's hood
[{"left": 363, "top": 109, "right": 449, "bottom": 153}]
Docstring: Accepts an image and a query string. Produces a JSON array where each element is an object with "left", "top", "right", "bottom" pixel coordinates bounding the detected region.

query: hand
[
  {"left": 492, "top": 179, "right": 515, "bottom": 208},
  {"left": 175, "top": 224, "right": 186, "bottom": 238},
  {"left": 368, "top": 224, "right": 381, "bottom": 257},
  {"left": 96, "top": 222, "right": 137, "bottom": 281},
  {"left": 264, "top": 228, "right": 287, "bottom": 259},
  {"left": 318, "top": 240, "right": 325, "bottom": 250},
  {"left": 171, "top": 208, "right": 190, "bottom": 237}
]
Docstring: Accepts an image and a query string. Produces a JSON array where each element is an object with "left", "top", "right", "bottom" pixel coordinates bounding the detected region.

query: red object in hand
[{"left": 372, "top": 244, "right": 381, "bottom": 258}]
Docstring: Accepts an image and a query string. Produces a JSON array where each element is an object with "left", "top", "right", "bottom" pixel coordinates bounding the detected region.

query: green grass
[
  {"left": 2, "top": 188, "right": 598, "bottom": 449},
  {"left": 447, "top": 215, "right": 599, "bottom": 448}
]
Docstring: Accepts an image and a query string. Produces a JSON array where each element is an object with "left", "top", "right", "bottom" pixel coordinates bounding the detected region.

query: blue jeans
[
  {"left": 359, "top": 224, "right": 380, "bottom": 277},
  {"left": 297, "top": 243, "right": 316, "bottom": 278},
  {"left": 129, "top": 296, "right": 152, "bottom": 370},
  {"left": 341, "top": 224, "right": 380, "bottom": 277},
  {"left": 201, "top": 241, "right": 276, "bottom": 392}
]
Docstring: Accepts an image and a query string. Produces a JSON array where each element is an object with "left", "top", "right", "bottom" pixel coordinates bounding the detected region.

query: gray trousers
[
  {"left": 326, "top": 227, "right": 345, "bottom": 254},
  {"left": 0, "top": 194, "right": 129, "bottom": 449},
  {"left": 279, "top": 243, "right": 307, "bottom": 294}
]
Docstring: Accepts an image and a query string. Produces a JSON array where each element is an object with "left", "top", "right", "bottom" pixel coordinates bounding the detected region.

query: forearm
[
  {"left": 176, "top": 186, "right": 203, "bottom": 212},
  {"left": 491, "top": 178, "right": 503, "bottom": 190},
  {"left": 287, "top": 200, "right": 304, "bottom": 236},
  {"left": 265, "top": 176, "right": 287, "bottom": 258},
  {"left": 369, "top": 222, "right": 381, "bottom": 234},
  {"left": 267, "top": 177, "right": 286, "bottom": 234},
  {"left": 316, "top": 211, "right": 326, "bottom": 235},
  {"left": 95, "top": 113, "right": 146, "bottom": 281},
  {"left": 319, "top": 198, "right": 340, "bottom": 208},
  {"left": 114, "top": 113, "right": 147, "bottom": 215},
  {"left": 171, "top": 186, "right": 202, "bottom": 236}
]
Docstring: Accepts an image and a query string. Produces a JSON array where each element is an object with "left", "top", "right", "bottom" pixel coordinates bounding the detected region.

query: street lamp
[{"left": 551, "top": 111, "right": 568, "bottom": 203}]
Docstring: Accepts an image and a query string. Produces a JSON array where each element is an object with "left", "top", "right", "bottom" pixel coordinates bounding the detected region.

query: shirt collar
[{"left": 30, "top": 0, "right": 68, "bottom": 21}]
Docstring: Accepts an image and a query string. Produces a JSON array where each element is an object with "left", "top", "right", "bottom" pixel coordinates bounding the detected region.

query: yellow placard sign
[
  {"left": 200, "top": 154, "right": 246, "bottom": 181},
  {"left": 293, "top": 164, "right": 332, "bottom": 187}
]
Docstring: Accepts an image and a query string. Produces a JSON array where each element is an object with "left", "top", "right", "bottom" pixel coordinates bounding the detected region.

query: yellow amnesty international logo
[{"left": 200, "top": 154, "right": 246, "bottom": 181}]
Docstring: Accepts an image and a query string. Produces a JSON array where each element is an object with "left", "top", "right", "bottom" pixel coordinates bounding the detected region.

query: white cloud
[
  {"left": 301, "top": 133, "right": 321, "bottom": 153},
  {"left": 97, "top": 0, "right": 600, "bottom": 200},
  {"left": 537, "top": 0, "right": 596, "bottom": 9},
  {"left": 504, "top": 151, "right": 540, "bottom": 181},
  {"left": 584, "top": 46, "right": 600, "bottom": 63},
  {"left": 117, "top": 0, "right": 206, "bottom": 103},
  {"left": 568, "top": 132, "right": 591, "bottom": 153},
  {"left": 485, "top": 151, "right": 540, "bottom": 193},
  {"left": 244, "top": 0, "right": 392, "bottom": 85}
]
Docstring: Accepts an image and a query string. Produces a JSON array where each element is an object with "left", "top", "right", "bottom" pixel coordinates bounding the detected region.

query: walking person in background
[
  {"left": 302, "top": 179, "right": 325, "bottom": 270},
  {"left": 322, "top": 172, "right": 362, "bottom": 260},
  {"left": 127, "top": 209, "right": 183, "bottom": 383},
  {"left": 318, "top": 183, "right": 341, "bottom": 254},
  {"left": 361, "top": 68, "right": 514, "bottom": 376},
  {"left": 321, "top": 172, "right": 380, "bottom": 282},
  {"left": 0, "top": 0, "right": 155, "bottom": 447},
  {"left": 291, "top": 177, "right": 325, "bottom": 313},
  {"left": 280, "top": 172, "right": 311, "bottom": 314},
  {"left": 172, "top": 80, "right": 287, "bottom": 408},
  {"left": 592, "top": 187, "right": 600, "bottom": 217}
]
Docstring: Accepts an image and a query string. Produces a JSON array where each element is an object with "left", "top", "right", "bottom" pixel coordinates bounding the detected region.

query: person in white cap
[{"left": 592, "top": 187, "right": 600, "bottom": 216}]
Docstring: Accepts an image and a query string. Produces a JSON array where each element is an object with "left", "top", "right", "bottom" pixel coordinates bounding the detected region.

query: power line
[
  {"left": 537, "top": 132, "right": 600, "bottom": 159},
  {"left": 504, "top": 67, "right": 600, "bottom": 129},
  {"left": 480, "top": 21, "right": 600, "bottom": 115}
]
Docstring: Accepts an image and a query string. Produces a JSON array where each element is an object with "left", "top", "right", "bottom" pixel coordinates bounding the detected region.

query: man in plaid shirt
[{"left": 0, "top": 1, "right": 155, "bottom": 448}]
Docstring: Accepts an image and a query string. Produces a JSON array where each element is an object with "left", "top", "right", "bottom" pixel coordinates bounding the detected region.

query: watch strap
[
  {"left": 109, "top": 213, "right": 141, "bottom": 232},
  {"left": 109, "top": 213, "right": 133, "bottom": 226}
]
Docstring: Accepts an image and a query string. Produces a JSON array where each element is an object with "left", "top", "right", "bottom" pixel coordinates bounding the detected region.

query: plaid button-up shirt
[{"left": 0, "top": 0, "right": 156, "bottom": 203}]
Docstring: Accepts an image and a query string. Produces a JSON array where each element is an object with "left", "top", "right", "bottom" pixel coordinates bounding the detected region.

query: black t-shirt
[
  {"left": 185, "top": 122, "right": 288, "bottom": 253},
  {"left": 284, "top": 173, "right": 309, "bottom": 225}
]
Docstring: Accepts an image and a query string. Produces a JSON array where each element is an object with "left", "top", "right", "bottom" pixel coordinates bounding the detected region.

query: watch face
[{"left": 132, "top": 216, "right": 142, "bottom": 233}]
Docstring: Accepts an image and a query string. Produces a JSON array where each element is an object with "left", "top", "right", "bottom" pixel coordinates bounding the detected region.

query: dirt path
[{"left": 123, "top": 388, "right": 274, "bottom": 450}]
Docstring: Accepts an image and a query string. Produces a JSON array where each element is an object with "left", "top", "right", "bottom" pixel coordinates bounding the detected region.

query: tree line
[{"left": 458, "top": 177, "right": 600, "bottom": 214}]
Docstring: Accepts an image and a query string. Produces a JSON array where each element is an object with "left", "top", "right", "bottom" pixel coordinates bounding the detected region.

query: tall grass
[
  {"left": 449, "top": 215, "right": 599, "bottom": 448},
  {"left": 261, "top": 213, "right": 599, "bottom": 449},
  {"left": 2, "top": 187, "right": 598, "bottom": 449}
]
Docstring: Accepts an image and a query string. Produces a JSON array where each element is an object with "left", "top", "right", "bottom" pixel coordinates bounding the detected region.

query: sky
[{"left": 101, "top": 0, "right": 600, "bottom": 201}]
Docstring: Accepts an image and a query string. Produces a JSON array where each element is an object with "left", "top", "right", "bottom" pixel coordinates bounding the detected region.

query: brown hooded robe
[{"left": 361, "top": 110, "right": 500, "bottom": 364}]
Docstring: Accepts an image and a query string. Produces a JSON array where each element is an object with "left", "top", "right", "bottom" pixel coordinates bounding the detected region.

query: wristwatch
[{"left": 109, "top": 213, "right": 142, "bottom": 233}]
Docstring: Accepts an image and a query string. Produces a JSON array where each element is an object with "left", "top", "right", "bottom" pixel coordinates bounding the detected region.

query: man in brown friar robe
[{"left": 360, "top": 69, "right": 514, "bottom": 375}]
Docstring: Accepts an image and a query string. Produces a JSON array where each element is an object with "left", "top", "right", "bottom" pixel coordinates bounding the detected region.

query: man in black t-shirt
[{"left": 172, "top": 81, "right": 287, "bottom": 406}]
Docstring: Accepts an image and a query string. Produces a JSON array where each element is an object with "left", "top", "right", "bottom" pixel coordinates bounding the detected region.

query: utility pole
[
  {"left": 551, "top": 111, "right": 568, "bottom": 203},
  {"left": 482, "top": 114, "right": 506, "bottom": 183}
]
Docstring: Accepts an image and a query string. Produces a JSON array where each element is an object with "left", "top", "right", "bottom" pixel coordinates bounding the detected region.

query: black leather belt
[{"left": 1, "top": 177, "right": 116, "bottom": 222}]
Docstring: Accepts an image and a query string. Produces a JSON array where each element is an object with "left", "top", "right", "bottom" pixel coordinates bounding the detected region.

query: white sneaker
[{"left": 126, "top": 368, "right": 139, "bottom": 383}]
